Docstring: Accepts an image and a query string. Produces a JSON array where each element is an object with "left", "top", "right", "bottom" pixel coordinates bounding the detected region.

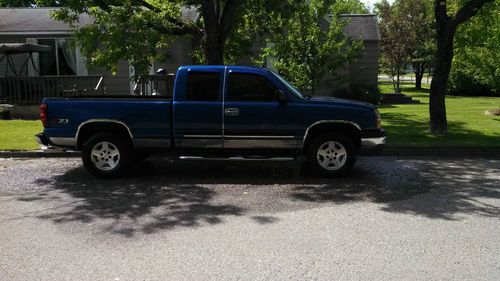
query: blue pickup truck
[{"left": 36, "top": 65, "right": 385, "bottom": 178}]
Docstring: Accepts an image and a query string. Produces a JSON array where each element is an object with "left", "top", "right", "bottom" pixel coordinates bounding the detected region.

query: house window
[
  {"left": 37, "top": 38, "right": 77, "bottom": 75},
  {"left": 27, "top": 38, "right": 87, "bottom": 76}
]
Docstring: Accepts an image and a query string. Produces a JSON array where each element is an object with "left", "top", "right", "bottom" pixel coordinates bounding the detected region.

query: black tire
[
  {"left": 306, "top": 133, "right": 357, "bottom": 177},
  {"left": 82, "top": 133, "right": 132, "bottom": 178}
]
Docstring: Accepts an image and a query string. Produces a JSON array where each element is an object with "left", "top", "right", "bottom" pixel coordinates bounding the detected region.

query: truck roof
[{"left": 179, "top": 65, "right": 269, "bottom": 74}]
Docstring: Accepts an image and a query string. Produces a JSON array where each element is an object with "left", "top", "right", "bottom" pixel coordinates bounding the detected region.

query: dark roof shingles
[
  {"left": 0, "top": 8, "right": 91, "bottom": 33},
  {"left": 340, "top": 14, "right": 380, "bottom": 41}
]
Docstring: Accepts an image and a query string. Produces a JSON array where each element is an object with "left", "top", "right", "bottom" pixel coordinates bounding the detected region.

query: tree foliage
[
  {"left": 376, "top": 0, "right": 413, "bottom": 93},
  {"left": 376, "top": 0, "right": 435, "bottom": 92},
  {"left": 262, "top": 0, "right": 365, "bottom": 95},
  {"left": 449, "top": 0, "right": 499, "bottom": 96},
  {"left": 398, "top": 0, "right": 435, "bottom": 89},
  {"left": 44, "top": 1, "right": 292, "bottom": 74}
]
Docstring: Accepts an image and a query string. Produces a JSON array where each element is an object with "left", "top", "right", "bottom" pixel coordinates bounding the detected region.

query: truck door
[
  {"left": 223, "top": 70, "right": 298, "bottom": 149},
  {"left": 174, "top": 69, "right": 224, "bottom": 148}
]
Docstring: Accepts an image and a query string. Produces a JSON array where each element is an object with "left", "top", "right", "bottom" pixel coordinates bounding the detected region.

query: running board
[{"left": 178, "top": 156, "right": 295, "bottom": 161}]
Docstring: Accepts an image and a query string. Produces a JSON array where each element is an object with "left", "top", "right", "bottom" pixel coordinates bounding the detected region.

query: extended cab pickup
[{"left": 37, "top": 65, "right": 386, "bottom": 178}]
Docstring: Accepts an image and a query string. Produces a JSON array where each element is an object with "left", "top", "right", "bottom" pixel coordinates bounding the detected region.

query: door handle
[{"left": 224, "top": 108, "right": 240, "bottom": 116}]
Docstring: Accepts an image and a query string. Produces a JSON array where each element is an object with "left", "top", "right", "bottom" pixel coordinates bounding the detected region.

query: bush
[
  {"left": 331, "top": 85, "right": 381, "bottom": 104},
  {"left": 448, "top": 69, "right": 499, "bottom": 97}
]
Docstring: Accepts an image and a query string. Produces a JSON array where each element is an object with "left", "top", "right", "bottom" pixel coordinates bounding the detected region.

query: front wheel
[
  {"left": 82, "top": 133, "right": 132, "bottom": 178},
  {"left": 306, "top": 133, "right": 357, "bottom": 177}
]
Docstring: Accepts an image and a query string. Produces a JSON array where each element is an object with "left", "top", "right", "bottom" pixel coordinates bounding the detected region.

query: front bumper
[{"left": 359, "top": 129, "right": 386, "bottom": 155}]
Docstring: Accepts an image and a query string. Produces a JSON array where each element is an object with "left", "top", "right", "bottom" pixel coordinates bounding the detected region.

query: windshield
[{"left": 268, "top": 70, "right": 306, "bottom": 99}]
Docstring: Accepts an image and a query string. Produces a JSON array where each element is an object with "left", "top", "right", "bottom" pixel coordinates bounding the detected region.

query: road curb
[
  {"left": 379, "top": 148, "right": 500, "bottom": 157},
  {"left": 0, "top": 150, "right": 80, "bottom": 158},
  {"left": 1, "top": 148, "right": 500, "bottom": 158}
]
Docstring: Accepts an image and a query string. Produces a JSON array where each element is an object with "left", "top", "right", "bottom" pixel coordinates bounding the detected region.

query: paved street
[{"left": 0, "top": 156, "right": 499, "bottom": 281}]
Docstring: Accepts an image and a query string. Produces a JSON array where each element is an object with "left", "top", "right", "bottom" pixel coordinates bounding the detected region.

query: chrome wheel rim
[
  {"left": 91, "top": 141, "right": 120, "bottom": 171},
  {"left": 316, "top": 141, "right": 347, "bottom": 171}
]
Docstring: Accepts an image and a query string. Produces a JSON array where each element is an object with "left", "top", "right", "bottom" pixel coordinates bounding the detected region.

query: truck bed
[{"left": 43, "top": 97, "right": 173, "bottom": 145}]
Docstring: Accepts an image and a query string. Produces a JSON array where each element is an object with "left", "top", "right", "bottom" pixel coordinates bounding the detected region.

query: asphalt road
[{"left": 0, "top": 156, "right": 499, "bottom": 281}]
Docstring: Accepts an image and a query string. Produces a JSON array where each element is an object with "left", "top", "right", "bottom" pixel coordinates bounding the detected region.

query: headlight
[{"left": 374, "top": 109, "right": 381, "bottom": 129}]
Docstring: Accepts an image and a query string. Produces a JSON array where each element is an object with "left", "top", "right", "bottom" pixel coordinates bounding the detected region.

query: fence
[
  {"left": 0, "top": 75, "right": 103, "bottom": 119},
  {"left": 0, "top": 74, "right": 174, "bottom": 120},
  {"left": 133, "top": 74, "right": 174, "bottom": 98}
]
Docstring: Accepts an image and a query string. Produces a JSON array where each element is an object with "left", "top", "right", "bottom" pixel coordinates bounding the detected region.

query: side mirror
[{"left": 275, "top": 89, "right": 288, "bottom": 105}]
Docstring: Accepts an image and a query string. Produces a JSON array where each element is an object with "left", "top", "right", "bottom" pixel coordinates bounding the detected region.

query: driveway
[{"left": 0, "top": 156, "right": 499, "bottom": 281}]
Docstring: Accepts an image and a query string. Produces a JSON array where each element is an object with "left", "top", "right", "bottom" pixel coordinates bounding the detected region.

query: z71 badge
[{"left": 55, "top": 118, "right": 69, "bottom": 124}]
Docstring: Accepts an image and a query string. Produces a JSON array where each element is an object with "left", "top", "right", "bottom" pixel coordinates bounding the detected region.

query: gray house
[{"left": 0, "top": 8, "right": 380, "bottom": 96}]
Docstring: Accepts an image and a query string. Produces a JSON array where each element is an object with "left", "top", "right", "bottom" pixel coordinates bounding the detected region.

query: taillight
[{"left": 40, "top": 103, "right": 48, "bottom": 127}]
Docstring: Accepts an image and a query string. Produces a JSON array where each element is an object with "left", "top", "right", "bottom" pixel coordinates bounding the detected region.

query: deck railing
[
  {"left": 0, "top": 75, "right": 104, "bottom": 105},
  {"left": 133, "top": 74, "right": 174, "bottom": 98}
]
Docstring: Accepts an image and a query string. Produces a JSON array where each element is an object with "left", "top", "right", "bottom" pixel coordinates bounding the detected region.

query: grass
[
  {"left": 0, "top": 83, "right": 499, "bottom": 150},
  {"left": 0, "top": 120, "right": 42, "bottom": 151},
  {"left": 378, "top": 82, "right": 500, "bottom": 147}
]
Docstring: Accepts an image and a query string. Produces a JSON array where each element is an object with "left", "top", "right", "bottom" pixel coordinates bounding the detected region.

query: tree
[
  {"left": 262, "top": 0, "right": 364, "bottom": 95},
  {"left": 449, "top": 0, "right": 499, "bottom": 96},
  {"left": 429, "top": 0, "right": 494, "bottom": 135},
  {"left": 376, "top": 0, "right": 414, "bottom": 93},
  {"left": 45, "top": 1, "right": 293, "bottom": 74},
  {"left": 398, "top": 0, "right": 435, "bottom": 89}
]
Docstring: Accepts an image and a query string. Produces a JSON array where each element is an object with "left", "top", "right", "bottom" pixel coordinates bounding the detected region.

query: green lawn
[
  {"left": 378, "top": 82, "right": 500, "bottom": 147},
  {"left": 0, "top": 120, "right": 42, "bottom": 151}
]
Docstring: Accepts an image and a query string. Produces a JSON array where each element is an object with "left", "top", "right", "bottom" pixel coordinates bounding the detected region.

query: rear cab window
[{"left": 186, "top": 72, "right": 221, "bottom": 101}]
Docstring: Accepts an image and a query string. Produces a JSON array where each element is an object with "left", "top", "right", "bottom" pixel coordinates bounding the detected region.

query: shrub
[
  {"left": 332, "top": 85, "right": 381, "bottom": 104},
  {"left": 448, "top": 69, "right": 499, "bottom": 97}
]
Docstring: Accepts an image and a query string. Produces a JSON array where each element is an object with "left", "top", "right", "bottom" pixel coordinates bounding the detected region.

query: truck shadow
[{"left": 26, "top": 156, "right": 499, "bottom": 237}]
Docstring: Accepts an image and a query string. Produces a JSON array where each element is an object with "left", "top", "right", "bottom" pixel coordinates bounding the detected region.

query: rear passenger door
[
  {"left": 223, "top": 70, "right": 297, "bottom": 149},
  {"left": 174, "top": 69, "right": 223, "bottom": 148}
]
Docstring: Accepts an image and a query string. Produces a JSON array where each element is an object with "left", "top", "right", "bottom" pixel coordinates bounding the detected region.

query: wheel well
[
  {"left": 77, "top": 122, "right": 133, "bottom": 149},
  {"left": 302, "top": 123, "right": 361, "bottom": 153}
]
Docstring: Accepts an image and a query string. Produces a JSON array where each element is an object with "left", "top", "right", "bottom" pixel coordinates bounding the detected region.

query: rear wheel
[
  {"left": 82, "top": 133, "right": 132, "bottom": 178},
  {"left": 306, "top": 133, "right": 356, "bottom": 177}
]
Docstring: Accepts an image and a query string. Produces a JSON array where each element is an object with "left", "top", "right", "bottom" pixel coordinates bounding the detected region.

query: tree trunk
[
  {"left": 200, "top": 0, "right": 225, "bottom": 65},
  {"left": 201, "top": 20, "right": 224, "bottom": 64},
  {"left": 396, "top": 67, "right": 401, "bottom": 93},
  {"left": 414, "top": 63, "right": 425, "bottom": 89},
  {"left": 203, "top": 37, "right": 224, "bottom": 65},
  {"left": 429, "top": 24, "right": 455, "bottom": 135}
]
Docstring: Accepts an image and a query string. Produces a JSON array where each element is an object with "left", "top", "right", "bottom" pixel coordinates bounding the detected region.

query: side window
[
  {"left": 228, "top": 73, "right": 277, "bottom": 101},
  {"left": 186, "top": 72, "right": 220, "bottom": 101}
]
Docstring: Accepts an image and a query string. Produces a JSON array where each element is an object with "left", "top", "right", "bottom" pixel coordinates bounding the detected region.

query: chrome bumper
[
  {"left": 359, "top": 129, "right": 386, "bottom": 155},
  {"left": 36, "top": 133, "right": 76, "bottom": 149},
  {"left": 361, "top": 136, "right": 386, "bottom": 148}
]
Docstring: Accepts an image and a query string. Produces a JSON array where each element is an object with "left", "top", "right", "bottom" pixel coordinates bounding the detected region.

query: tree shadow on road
[
  {"left": 291, "top": 157, "right": 500, "bottom": 221},
  {"left": 15, "top": 155, "right": 499, "bottom": 237},
  {"left": 32, "top": 166, "right": 245, "bottom": 237},
  {"left": 377, "top": 158, "right": 500, "bottom": 220}
]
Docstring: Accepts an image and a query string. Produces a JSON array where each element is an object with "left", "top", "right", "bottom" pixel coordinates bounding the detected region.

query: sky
[{"left": 360, "top": 0, "right": 395, "bottom": 11}]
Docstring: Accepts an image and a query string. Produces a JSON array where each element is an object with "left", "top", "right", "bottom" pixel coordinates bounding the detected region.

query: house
[{"left": 0, "top": 8, "right": 380, "bottom": 97}]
